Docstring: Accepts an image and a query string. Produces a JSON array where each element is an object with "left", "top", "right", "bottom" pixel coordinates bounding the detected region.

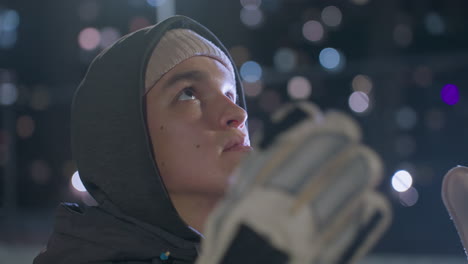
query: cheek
[
  {"left": 147, "top": 104, "right": 229, "bottom": 192},
  {"left": 153, "top": 122, "right": 217, "bottom": 188}
]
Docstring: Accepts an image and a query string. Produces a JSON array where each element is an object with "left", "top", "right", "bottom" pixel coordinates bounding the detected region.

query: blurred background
[{"left": 1, "top": 0, "right": 468, "bottom": 263}]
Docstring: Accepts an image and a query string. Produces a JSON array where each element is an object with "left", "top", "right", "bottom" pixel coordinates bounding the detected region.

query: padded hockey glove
[
  {"left": 196, "top": 102, "right": 392, "bottom": 264},
  {"left": 442, "top": 166, "right": 468, "bottom": 257}
]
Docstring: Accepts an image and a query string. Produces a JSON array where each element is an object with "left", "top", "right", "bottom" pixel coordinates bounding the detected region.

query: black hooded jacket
[{"left": 33, "top": 15, "right": 248, "bottom": 264}]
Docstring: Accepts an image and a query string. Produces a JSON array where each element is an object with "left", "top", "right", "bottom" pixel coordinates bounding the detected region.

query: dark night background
[{"left": 1, "top": 0, "right": 468, "bottom": 262}]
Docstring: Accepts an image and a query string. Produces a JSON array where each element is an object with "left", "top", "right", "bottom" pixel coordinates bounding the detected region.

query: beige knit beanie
[{"left": 144, "top": 28, "right": 235, "bottom": 94}]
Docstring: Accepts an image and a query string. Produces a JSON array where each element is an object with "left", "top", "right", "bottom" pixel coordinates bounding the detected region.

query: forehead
[
  {"left": 148, "top": 56, "right": 237, "bottom": 98},
  {"left": 168, "top": 56, "right": 235, "bottom": 83}
]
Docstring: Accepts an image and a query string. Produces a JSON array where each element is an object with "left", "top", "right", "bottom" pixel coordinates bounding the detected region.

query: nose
[{"left": 219, "top": 97, "right": 248, "bottom": 130}]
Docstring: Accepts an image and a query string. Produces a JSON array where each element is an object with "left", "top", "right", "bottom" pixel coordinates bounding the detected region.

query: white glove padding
[
  {"left": 442, "top": 166, "right": 468, "bottom": 256},
  {"left": 196, "top": 102, "right": 392, "bottom": 264}
]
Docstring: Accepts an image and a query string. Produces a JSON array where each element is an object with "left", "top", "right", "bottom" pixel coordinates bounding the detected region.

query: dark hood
[
  {"left": 33, "top": 202, "right": 200, "bottom": 263},
  {"left": 71, "top": 15, "right": 246, "bottom": 239},
  {"left": 34, "top": 16, "right": 246, "bottom": 264}
]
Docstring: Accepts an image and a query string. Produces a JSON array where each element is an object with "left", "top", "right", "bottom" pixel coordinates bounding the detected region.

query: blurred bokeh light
[
  {"left": 319, "top": 47, "right": 344, "bottom": 71},
  {"left": 391, "top": 170, "right": 413, "bottom": 193},
  {"left": 441, "top": 84, "right": 460, "bottom": 105},
  {"left": 351, "top": 74, "right": 373, "bottom": 94},
  {"left": 71, "top": 171, "right": 87, "bottom": 192},
  {"left": 240, "top": 7, "right": 263, "bottom": 28},
  {"left": 425, "top": 12, "right": 445, "bottom": 36},
  {"left": 16, "top": 115, "right": 35, "bottom": 139},
  {"left": 243, "top": 80, "right": 263, "bottom": 97},
  {"left": 274, "top": 47, "right": 297, "bottom": 72},
  {"left": 0, "top": 82, "right": 18, "bottom": 105},
  {"left": 348, "top": 91, "right": 369, "bottom": 113},
  {"left": 395, "top": 106, "right": 418, "bottom": 130},
  {"left": 240, "top": 60, "right": 262, "bottom": 83},
  {"left": 399, "top": 186, "right": 419, "bottom": 207},
  {"left": 0, "top": 8, "right": 20, "bottom": 49},
  {"left": 78, "top": 27, "right": 101, "bottom": 51},
  {"left": 99, "top": 27, "right": 121, "bottom": 49},
  {"left": 321, "top": 6, "right": 342, "bottom": 27},
  {"left": 302, "top": 20, "right": 324, "bottom": 42},
  {"left": 287, "top": 76, "right": 312, "bottom": 100}
]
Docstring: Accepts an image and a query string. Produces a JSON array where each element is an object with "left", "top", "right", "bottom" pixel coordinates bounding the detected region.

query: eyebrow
[{"left": 162, "top": 70, "right": 210, "bottom": 92}]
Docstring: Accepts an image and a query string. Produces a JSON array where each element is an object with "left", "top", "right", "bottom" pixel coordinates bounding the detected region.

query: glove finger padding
[
  {"left": 442, "top": 166, "right": 468, "bottom": 256},
  {"left": 197, "top": 102, "right": 392, "bottom": 264}
]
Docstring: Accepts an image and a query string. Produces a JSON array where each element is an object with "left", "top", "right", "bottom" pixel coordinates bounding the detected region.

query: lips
[{"left": 223, "top": 135, "right": 251, "bottom": 152}]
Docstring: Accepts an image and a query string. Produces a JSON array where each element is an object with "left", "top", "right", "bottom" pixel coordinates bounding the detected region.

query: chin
[{"left": 207, "top": 180, "right": 230, "bottom": 197}]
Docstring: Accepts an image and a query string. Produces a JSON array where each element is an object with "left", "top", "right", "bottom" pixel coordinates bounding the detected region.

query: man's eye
[
  {"left": 226, "top": 91, "right": 237, "bottom": 102},
  {"left": 177, "top": 87, "right": 197, "bottom": 101}
]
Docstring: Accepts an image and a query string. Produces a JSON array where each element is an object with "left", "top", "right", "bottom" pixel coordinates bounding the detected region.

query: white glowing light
[
  {"left": 72, "top": 171, "right": 87, "bottom": 192},
  {"left": 240, "top": 61, "right": 262, "bottom": 83},
  {"left": 391, "top": 170, "right": 413, "bottom": 192},
  {"left": 348, "top": 91, "right": 369, "bottom": 113}
]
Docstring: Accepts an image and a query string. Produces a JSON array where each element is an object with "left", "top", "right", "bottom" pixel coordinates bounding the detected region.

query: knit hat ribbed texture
[{"left": 145, "top": 28, "right": 235, "bottom": 94}]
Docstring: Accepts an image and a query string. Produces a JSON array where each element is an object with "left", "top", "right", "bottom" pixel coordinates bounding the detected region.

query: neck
[{"left": 169, "top": 192, "right": 222, "bottom": 237}]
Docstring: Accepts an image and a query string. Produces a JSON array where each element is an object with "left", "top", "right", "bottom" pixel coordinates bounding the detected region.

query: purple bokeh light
[{"left": 441, "top": 84, "right": 460, "bottom": 105}]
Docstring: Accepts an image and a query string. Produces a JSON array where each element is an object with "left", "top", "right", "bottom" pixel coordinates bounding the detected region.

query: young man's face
[{"left": 146, "top": 56, "right": 251, "bottom": 197}]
